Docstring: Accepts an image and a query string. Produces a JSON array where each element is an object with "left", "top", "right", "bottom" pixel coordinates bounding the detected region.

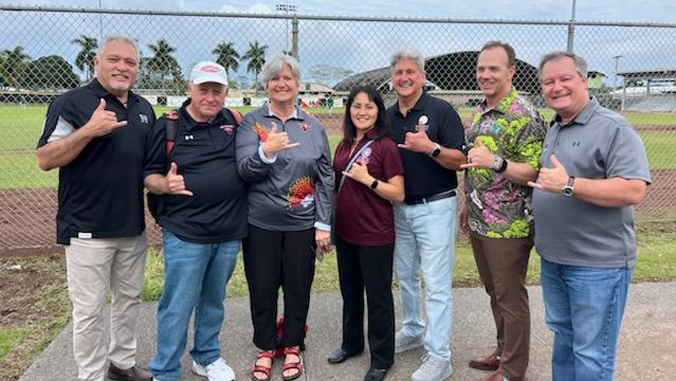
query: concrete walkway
[{"left": 20, "top": 283, "right": 675, "bottom": 381}]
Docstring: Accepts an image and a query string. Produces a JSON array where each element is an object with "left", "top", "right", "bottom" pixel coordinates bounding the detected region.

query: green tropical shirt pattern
[{"left": 464, "top": 88, "right": 547, "bottom": 238}]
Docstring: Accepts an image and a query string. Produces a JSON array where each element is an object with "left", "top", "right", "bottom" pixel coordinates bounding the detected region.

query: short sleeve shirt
[
  {"left": 387, "top": 92, "right": 465, "bottom": 202},
  {"left": 464, "top": 88, "right": 547, "bottom": 238},
  {"left": 37, "top": 79, "right": 160, "bottom": 245},
  {"left": 333, "top": 129, "right": 404, "bottom": 246},
  {"left": 148, "top": 102, "right": 248, "bottom": 243},
  {"left": 532, "top": 97, "right": 652, "bottom": 268}
]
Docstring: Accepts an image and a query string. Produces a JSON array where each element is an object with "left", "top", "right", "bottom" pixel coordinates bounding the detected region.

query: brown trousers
[{"left": 470, "top": 231, "right": 533, "bottom": 380}]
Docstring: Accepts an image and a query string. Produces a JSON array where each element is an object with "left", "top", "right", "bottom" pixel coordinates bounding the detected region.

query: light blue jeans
[
  {"left": 149, "top": 230, "right": 240, "bottom": 381},
  {"left": 393, "top": 196, "right": 457, "bottom": 361},
  {"left": 541, "top": 257, "right": 632, "bottom": 381}
]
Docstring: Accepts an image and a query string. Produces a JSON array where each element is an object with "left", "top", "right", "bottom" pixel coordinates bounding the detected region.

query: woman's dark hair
[{"left": 341, "top": 85, "right": 391, "bottom": 145}]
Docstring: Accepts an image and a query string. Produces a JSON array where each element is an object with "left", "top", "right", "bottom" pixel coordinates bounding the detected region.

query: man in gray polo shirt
[{"left": 529, "top": 51, "right": 651, "bottom": 381}]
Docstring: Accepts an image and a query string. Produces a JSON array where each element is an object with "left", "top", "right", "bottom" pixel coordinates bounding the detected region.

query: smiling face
[
  {"left": 186, "top": 82, "right": 227, "bottom": 122},
  {"left": 94, "top": 40, "right": 139, "bottom": 97},
  {"left": 476, "top": 46, "right": 515, "bottom": 105},
  {"left": 391, "top": 58, "right": 426, "bottom": 102},
  {"left": 266, "top": 64, "right": 299, "bottom": 106},
  {"left": 540, "top": 56, "right": 590, "bottom": 123},
  {"left": 350, "top": 91, "right": 379, "bottom": 134}
]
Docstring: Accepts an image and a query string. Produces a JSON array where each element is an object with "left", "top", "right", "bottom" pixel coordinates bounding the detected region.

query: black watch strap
[{"left": 495, "top": 157, "right": 508, "bottom": 173}]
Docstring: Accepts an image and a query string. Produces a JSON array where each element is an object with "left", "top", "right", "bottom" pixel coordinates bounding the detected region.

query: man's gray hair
[
  {"left": 261, "top": 53, "right": 301, "bottom": 86},
  {"left": 96, "top": 34, "right": 140, "bottom": 61},
  {"left": 539, "top": 51, "right": 588, "bottom": 78},
  {"left": 390, "top": 48, "right": 425, "bottom": 72}
]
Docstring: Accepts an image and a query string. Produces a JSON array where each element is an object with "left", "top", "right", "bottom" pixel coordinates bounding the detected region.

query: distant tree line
[{"left": 0, "top": 35, "right": 270, "bottom": 95}]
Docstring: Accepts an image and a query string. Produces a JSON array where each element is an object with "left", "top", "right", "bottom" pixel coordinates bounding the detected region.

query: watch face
[{"left": 562, "top": 186, "right": 574, "bottom": 197}]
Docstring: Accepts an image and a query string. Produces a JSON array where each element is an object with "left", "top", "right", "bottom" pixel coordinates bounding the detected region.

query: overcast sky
[{"left": 5, "top": 0, "right": 676, "bottom": 23}]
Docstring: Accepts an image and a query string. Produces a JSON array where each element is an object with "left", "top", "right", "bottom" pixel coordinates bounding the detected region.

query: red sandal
[
  {"left": 281, "top": 346, "right": 304, "bottom": 381},
  {"left": 251, "top": 349, "right": 275, "bottom": 381}
]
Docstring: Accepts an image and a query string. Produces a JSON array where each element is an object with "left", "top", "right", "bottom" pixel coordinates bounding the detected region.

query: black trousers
[
  {"left": 335, "top": 236, "right": 395, "bottom": 369},
  {"left": 243, "top": 224, "right": 316, "bottom": 350}
]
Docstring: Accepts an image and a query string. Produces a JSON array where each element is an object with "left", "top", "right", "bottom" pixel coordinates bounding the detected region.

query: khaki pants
[
  {"left": 470, "top": 231, "right": 532, "bottom": 380},
  {"left": 65, "top": 233, "right": 147, "bottom": 381}
]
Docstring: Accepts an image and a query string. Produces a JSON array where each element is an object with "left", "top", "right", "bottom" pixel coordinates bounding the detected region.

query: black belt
[{"left": 405, "top": 189, "right": 456, "bottom": 205}]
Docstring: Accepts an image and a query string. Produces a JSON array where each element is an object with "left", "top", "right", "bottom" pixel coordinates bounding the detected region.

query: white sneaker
[
  {"left": 192, "top": 358, "right": 236, "bottom": 381},
  {"left": 411, "top": 354, "right": 452, "bottom": 381},
  {"left": 395, "top": 330, "right": 424, "bottom": 354}
]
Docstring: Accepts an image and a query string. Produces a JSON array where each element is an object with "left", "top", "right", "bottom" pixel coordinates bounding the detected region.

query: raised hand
[
  {"left": 460, "top": 137, "right": 494, "bottom": 169},
  {"left": 342, "top": 162, "right": 373, "bottom": 186},
  {"left": 262, "top": 121, "right": 301, "bottom": 157},
  {"left": 398, "top": 123, "right": 435, "bottom": 153},
  {"left": 85, "top": 99, "right": 128, "bottom": 137},
  {"left": 528, "top": 155, "right": 569, "bottom": 193},
  {"left": 165, "top": 162, "right": 193, "bottom": 196}
]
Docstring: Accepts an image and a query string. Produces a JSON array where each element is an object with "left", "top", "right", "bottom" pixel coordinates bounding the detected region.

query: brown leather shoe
[
  {"left": 107, "top": 363, "right": 152, "bottom": 381},
  {"left": 469, "top": 349, "right": 501, "bottom": 371},
  {"left": 480, "top": 370, "right": 524, "bottom": 381}
]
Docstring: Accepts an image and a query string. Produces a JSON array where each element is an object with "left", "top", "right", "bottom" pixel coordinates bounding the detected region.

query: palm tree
[
  {"left": 146, "top": 39, "right": 180, "bottom": 81},
  {"left": 212, "top": 42, "right": 240, "bottom": 77},
  {"left": 0, "top": 46, "right": 31, "bottom": 90},
  {"left": 71, "top": 35, "right": 97, "bottom": 81},
  {"left": 242, "top": 40, "right": 268, "bottom": 92}
]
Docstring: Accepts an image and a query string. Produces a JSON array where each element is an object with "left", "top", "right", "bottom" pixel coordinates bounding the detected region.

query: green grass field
[{"left": 1, "top": 105, "right": 675, "bottom": 190}]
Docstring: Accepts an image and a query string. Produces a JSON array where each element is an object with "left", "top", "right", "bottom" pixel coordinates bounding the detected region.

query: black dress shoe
[
  {"left": 107, "top": 363, "right": 152, "bottom": 381},
  {"left": 364, "top": 366, "right": 389, "bottom": 381},
  {"left": 327, "top": 348, "right": 362, "bottom": 364}
]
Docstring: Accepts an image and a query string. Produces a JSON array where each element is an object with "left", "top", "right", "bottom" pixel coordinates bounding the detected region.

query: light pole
[
  {"left": 613, "top": 55, "right": 624, "bottom": 88},
  {"left": 98, "top": 0, "right": 103, "bottom": 42},
  {"left": 566, "top": 0, "right": 577, "bottom": 52},
  {"left": 275, "top": 3, "right": 298, "bottom": 55}
]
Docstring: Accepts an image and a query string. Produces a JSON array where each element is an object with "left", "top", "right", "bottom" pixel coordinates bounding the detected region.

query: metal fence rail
[{"left": 1, "top": 6, "right": 674, "bottom": 251}]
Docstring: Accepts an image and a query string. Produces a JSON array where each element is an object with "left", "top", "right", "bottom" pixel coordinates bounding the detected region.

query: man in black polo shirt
[
  {"left": 36, "top": 35, "right": 186, "bottom": 381},
  {"left": 144, "top": 61, "right": 247, "bottom": 381},
  {"left": 387, "top": 48, "right": 466, "bottom": 381}
]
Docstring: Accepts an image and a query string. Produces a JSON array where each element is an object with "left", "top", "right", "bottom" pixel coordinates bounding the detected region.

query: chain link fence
[{"left": 1, "top": 6, "right": 675, "bottom": 252}]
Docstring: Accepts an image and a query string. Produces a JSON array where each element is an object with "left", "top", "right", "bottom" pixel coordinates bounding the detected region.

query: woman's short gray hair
[
  {"left": 390, "top": 48, "right": 425, "bottom": 72},
  {"left": 262, "top": 53, "right": 301, "bottom": 86},
  {"left": 539, "top": 51, "right": 588, "bottom": 78},
  {"left": 96, "top": 34, "right": 140, "bottom": 61}
]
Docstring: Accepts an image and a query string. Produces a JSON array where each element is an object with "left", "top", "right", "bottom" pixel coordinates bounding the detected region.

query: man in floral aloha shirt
[{"left": 459, "top": 41, "right": 547, "bottom": 381}]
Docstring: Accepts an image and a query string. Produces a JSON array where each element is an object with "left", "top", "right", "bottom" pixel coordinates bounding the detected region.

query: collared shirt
[
  {"left": 532, "top": 97, "right": 652, "bottom": 268},
  {"left": 37, "top": 79, "right": 160, "bottom": 245},
  {"left": 387, "top": 92, "right": 465, "bottom": 202},
  {"left": 148, "top": 100, "right": 248, "bottom": 243},
  {"left": 464, "top": 88, "right": 547, "bottom": 239},
  {"left": 236, "top": 105, "right": 332, "bottom": 232},
  {"left": 333, "top": 128, "right": 404, "bottom": 246}
]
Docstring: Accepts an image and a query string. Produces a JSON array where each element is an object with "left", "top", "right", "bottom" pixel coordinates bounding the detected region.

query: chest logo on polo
[
  {"left": 287, "top": 176, "right": 315, "bottom": 211},
  {"left": 299, "top": 122, "right": 311, "bottom": 132},
  {"left": 572, "top": 141, "right": 581, "bottom": 147},
  {"left": 139, "top": 114, "right": 149, "bottom": 124},
  {"left": 220, "top": 125, "right": 235, "bottom": 134},
  {"left": 184, "top": 135, "right": 194, "bottom": 141}
]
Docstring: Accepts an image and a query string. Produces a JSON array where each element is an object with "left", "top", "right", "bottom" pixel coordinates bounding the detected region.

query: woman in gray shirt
[{"left": 236, "top": 53, "right": 332, "bottom": 381}]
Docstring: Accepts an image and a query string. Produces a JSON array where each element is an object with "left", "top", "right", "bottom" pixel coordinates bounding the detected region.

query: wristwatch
[
  {"left": 494, "top": 156, "right": 508, "bottom": 173},
  {"left": 370, "top": 179, "right": 379, "bottom": 190},
  {"left": 429, "top": 143, "right": 441, "bottom": 158},
  {"left": 562, "top": 176, "right": 575, "bottom": 197}
]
